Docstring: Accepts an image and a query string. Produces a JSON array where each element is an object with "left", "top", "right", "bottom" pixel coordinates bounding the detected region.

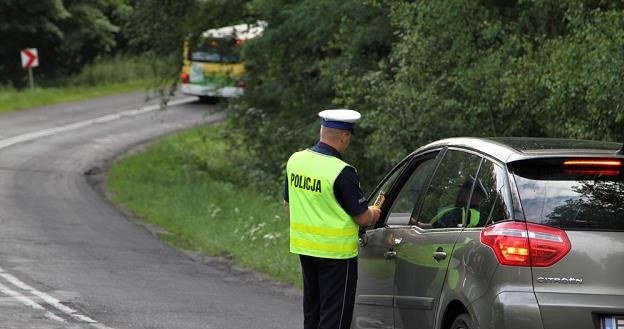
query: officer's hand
[{"left": 369, "top": 206, "right": 382, "bottom": 225}]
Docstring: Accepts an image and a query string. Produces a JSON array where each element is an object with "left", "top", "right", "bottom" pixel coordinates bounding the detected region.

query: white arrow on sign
[{"left": 20, "top": 48, "right": 39, "bottom": 69}]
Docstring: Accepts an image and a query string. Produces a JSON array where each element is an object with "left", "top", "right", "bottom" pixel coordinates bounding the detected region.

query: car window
[
  {"left": 470, "top": 159, "right": 511, "bottom": 227},
  {"left": 511, "top": 161, "right": 624, "bottom": 230},
  {"left": 414, "top": 150, "right": 482, "bottom": 229},
  {"left": 385, "top": 158, "right": 438, "bottom": 225},
  {"left": 368, "top": 159, "right": 410, "bottom": 207}
]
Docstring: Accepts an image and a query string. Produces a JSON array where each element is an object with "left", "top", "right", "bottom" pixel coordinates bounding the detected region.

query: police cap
[{"left": 318, "top": 109, "right": 361, "bottom": 132}]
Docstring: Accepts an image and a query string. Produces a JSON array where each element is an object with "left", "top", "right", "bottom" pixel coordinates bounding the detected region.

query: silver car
[{"left": 354, "top": 137, "right": 624, "bottom": 329}]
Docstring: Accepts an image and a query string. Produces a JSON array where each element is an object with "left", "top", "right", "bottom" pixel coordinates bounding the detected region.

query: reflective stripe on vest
[{"left": 287, "top": 149, "right": 358, "bottom": 259}]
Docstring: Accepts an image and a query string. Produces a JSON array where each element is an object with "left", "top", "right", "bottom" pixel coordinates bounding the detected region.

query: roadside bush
[
  {"left": 32, "top": 54, "right": 166, "bottom": 89},
  {"left": 230, "top": 0, "right": 395, "bottom": 191},
  {"left": 229, "top": 0, "right": 624, "bottom": 192},
  {"left": 538, "top": 9, "right": 624, "bottom": 141},
  {"left": 70, "top": 55, "right": 160, "bottom": 86}
]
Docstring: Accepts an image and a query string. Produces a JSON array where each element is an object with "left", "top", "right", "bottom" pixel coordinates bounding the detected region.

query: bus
[{"left": 180, "top": 21, "right": 266, "bottom": 100}]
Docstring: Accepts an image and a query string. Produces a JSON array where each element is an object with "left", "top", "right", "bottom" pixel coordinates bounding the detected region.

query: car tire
[{"left": 450, "top": 313, "right": 474, "bottom": 329}]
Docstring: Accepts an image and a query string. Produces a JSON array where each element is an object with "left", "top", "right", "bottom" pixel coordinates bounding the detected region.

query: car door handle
[
  {"left": 384, "top": 251, "right": 397, "bottom": 259},
  {"left": 359, "top": 234, "right": 368, "bottom": 247},
  {"left": 433, "top": 251, "right": 447, "bottom": 262}
]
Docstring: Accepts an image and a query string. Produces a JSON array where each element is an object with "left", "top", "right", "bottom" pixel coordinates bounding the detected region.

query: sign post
[
  {"left": 28, "top": 67, "right": 34, "bottom": 89},
  {"left": 20, "top": 48, "right": 39, "bottom": 89}
]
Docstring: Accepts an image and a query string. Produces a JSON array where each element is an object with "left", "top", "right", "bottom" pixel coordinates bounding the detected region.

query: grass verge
[
  {"left": 1, "top": 54, "right": 172, "bottom": 115},
  {"left": 0, "top": 81, "right": 153, "bottom": 115},
  {"left": 105, "top": 122, "right": 301, "bottom": 286}
]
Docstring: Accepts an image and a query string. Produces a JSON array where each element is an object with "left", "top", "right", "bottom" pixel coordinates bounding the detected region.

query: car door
[
  {"left": 354, "top": 151, "right": 441, "bottom": 329},
  {"left": 393, "top": 149, "right": 483, "bottom": 329}
]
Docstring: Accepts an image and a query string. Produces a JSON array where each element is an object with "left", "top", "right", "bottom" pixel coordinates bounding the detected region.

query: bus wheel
[{"left": 198, "top": 96, "right": 219, "bottom": 104}]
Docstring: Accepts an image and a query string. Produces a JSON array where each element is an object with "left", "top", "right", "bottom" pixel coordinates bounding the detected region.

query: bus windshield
[{"left": 189, "top": 37, "right": 240, "bottom": 64}]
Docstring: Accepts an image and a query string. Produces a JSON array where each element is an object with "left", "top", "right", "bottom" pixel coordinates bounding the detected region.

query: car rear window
[{"left": 511, "top": 160, "right": 624, "bottom": 230}]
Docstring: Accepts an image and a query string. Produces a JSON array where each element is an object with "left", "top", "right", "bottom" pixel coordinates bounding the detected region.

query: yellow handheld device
[{"left": 373, "top": 193, "right": 385, "bottom": 209}]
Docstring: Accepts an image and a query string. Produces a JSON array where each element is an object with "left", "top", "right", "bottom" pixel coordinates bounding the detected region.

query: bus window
[{"left": 190, "top": 38, "right": 240, "bottom": 64}]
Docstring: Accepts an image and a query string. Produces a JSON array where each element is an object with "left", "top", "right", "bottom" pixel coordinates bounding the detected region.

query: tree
[
  {"left": 0, "top": 0, "right": 123, "bottom": 86},
  {"left": 229, "top": 0, "right": 395, "bottom": 189},
  {"left": 0, "top": 0, "right": 70, "bottom": 85},
  {"left": 228, "top": 0, "right": 624, "bottom": 191}
]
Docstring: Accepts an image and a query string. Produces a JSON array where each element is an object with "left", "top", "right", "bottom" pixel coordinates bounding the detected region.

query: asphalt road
[{"left": 0, "top": 92, "right": 300, "bottom": 329}]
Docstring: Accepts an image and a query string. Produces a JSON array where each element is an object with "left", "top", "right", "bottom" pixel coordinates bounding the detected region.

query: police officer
[{"left": 283, "top": 109, "right": 381, "bottom": 329}]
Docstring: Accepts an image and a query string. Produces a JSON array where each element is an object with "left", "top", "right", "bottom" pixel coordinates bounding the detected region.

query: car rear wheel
[{"left": 450, "top": 313, "right": 474, "bottom": 329}]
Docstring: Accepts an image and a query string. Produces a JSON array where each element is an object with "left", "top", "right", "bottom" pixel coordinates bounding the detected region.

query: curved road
[{"left": 0, "top": 92, "right": 300, "bottom": 329}]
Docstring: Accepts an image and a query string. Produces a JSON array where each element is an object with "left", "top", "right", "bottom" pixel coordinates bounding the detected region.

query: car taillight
[
  {"left": 563, "top": 158, "right": 622, "bottom": 175},
  {"left": 180, "top": 72, "right": 190, "bottom": 84},
  {"left": 481, "top": 221, "right": 571, "bottom": 267},
  {"left": 563, "top": 159, "right": 621, "bottom": 166}
]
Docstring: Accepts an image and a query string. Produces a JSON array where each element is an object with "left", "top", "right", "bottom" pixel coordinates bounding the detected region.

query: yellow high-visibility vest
[{"left": 287, "top": 150, "right": 359, "bottom": 259}]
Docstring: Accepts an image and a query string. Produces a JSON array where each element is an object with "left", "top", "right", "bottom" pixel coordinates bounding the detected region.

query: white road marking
[
  {"left": 0, "top": 98, "right": 198, "bottom": 327},
  {"left": 0, "top": 280, "right": 66, "bottom": 322},
  {"left": 0, "top": 268, "right": 115, "bottom": 328},
  {"left": 0, "top": 97, "right": 197, "bottom": 151}
]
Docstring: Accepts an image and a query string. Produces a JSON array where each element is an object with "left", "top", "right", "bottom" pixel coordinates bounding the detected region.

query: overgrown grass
[
  {"left": 0, "top": 55, "right": 172, "bottom": 114},
  {"left": 106, "top": 123, "right": 301, "bottom": 286},
  {"left": 0, "top": 82, "right": 151, "bottom": 114},
  {"left": 66, "top": 55, "right": 166, "bottom": 87}
]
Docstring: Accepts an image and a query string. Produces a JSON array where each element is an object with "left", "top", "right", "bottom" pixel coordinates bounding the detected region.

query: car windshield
[
  {"left": 512, "top": 163, "right": 624, "bottom": 230},
  {"left": 189, "top": 37, "right": 240, "bottom": 63}
]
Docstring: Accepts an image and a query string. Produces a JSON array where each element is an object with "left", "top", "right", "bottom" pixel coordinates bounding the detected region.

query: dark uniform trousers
[{"left": 299, "top": 255, "right": 358, "bottom": 329}]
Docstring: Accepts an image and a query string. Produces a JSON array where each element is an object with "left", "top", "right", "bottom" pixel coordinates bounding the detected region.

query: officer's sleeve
[
  {"left": 333, "top": 166, "right": 368, "bottom": 217},
  {"left": 283, "top": 175, "right": 289, "bottom": 202}
]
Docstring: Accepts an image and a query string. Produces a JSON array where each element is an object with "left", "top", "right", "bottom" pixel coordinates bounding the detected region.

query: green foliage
[
  {"left": 188, "top": 0, "right": 257, "bottom": 35},
  {"left": 121, "top": 0, "right": 196, "bottom": 55},
  {"left": 67, "top": 54, "right": 160, "bottom": 86},
  {"left": 227, "top": 0, "right": 624, "bottom": 191},
  {"left": 0, "top": 0, "right": 124, "bottom": 86},
  {"left": 55, "top": 0, "right": 122, "bottom": 64},
  {"left": 0, "top": 55, "right": 159, "bottom": 114},
  {"left": 361, "top": 1, "right": 534, "bottom": 167},
  {"left": 538, "top": 8, "right": 624, "bottom": 140},
  {"left": 230, "top": 0, "right": 394, "bottom": 190}
]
